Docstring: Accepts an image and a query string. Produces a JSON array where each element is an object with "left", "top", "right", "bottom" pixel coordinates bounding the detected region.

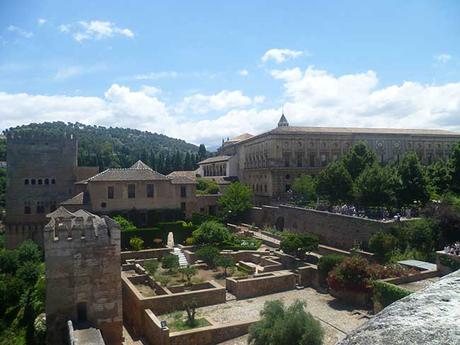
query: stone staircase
[{"left": 173, "top": 247, "right": 188, "bottom": 267}]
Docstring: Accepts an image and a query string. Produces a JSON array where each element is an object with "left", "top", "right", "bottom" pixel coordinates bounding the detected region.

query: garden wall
[
  {"left": 226, "top": 271, "right": 297, "bottom": 299},
  {"left": 121, "top": 248, "right": 171, "bottom": 263},
  {"left": 248, "top": 205, "right": 414, "bottom": 250},
  {"left": 436, "top": 251, "right": 460, "bottom": 275}
]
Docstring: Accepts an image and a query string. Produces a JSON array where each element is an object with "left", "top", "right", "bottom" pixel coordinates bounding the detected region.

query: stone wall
[
  {"left": 248, "top": 204, "right": 410, "bottom": 250},
  {"left": 226, "top": 271, "right": 297, "bottom": 299}
]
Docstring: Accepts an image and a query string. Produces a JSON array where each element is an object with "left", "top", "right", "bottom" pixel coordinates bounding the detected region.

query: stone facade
[
  {"left": 219, "top": 115, "right": 460, "bottom": 203},
  {"left": 4, "top": 132, "right": 98, "bottom": 248},
  {"left": 44, "top": 207, "right": 122, "bottom": 345}
]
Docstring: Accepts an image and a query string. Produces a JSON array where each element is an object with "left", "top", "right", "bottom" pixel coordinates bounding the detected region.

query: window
[
  {"left": 38, "top": 179, "right": 43, "bottom": 185},
  {"left": 180, "top": 186, "right": 187, "bottom": 198},
  {"left": 320, "top": 154, "right": 327, "bottom": 166},
  {"left": 44, "top": 178, "right": 49, "bottom": 185},
  {"left": 181, "top": 202, "right": 186, "bottom": 212},
  {"left": 24, "top": 204, "right": 31, "bottom": 214},
  {"left": 309, "top": 154, "right": 315, "bottom": 167},
  {"left": 51, "top": 178, "right": 56, "bottom": 184},
  {"left": 101, "top": 202, "right": 107, "bottom": 208},
  {"left": 107, "top": 186, "right": 114, "bottom": 199},
  {"left": 296, "top": 152, "right": 303, "bottom": 167},
  {"left": 283, "top": 152, "right": 290, "bottom": 167},
  {"left": 128, "top": 184, "right": 136, "bottom": 198},
  {"left": 50, "top": 201, "right": 57, "bottom": 212},
  {"left": 36, "top": 202, "right": 45, "bottom": 214},
  {"left": 146, "top": 184, "right": 154, "bottom": 198},
  {"left": 31, "top": 179, "right": 36, "bottom": 185},
  {"left": 24, "top": 179, "right": 29, "bottom": 185},
  {"left": 77, "top": 302, "right": 87, "bottom": 323},
  {"left": 285, "top": 174, "right": 290, "bottom": 180}
]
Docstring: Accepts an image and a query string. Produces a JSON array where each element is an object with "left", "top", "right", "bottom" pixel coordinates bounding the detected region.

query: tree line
[{"left": 291, "top": 141, "right": 460, "bottom": 211}]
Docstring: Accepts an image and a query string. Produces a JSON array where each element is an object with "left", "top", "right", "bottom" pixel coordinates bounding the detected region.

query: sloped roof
[
  {"left": 226, "top": 133, "right": 253, "bottom": 142},
  {"left": 167, "top": 171, "right": 197, "bottom": 184},
  {"left": 46, "top": 206, "right": 76, "bottom": 219},
  {"left": 269, "top": 126, "right": 460, "bottom": 136},
  {"left": 130, "top": 160, "right": 152, "bottom": 169},
  {"left": 198, "top": 155, "right": 231, "bottom": 164},
  {"left": 87, "top": 168, "right": 169, "bottom": 182},
  {"left": 61, "top": 192, "right": 85, "bottom": 205}
]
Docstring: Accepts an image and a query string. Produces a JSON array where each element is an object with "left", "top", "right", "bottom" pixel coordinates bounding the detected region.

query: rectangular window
[
  {"left": 146, "top": 184, "right": 154, "bottom": 198},
  {"left": 36, "top": 202, "right": 45, "bottom": 214},
  {"left": 180, "top": 186, "right": 187, "bottom": 198},
  {"left": 296, "top": 152, "right": 303, "bottom": 167},
  {"left": 24, "top": 205, "right": 31, "bottom": 214},
  {"left": 180, "top": 202, "right": 186, "bottom": 212},
  {"left": 128, "top": 184, "right": 136, "bottom": 198},
  {"left": 309, "top": 153, "right": 315, "bottom": 167},
  {"left": 320, "top": 154, "right": 327, "bottom": 166},
  {"left": 107, "top": 186, "right": 114, "bottom": 199},
  {"left": 283, "top": 152, "right": 290, "bottom": 167}
]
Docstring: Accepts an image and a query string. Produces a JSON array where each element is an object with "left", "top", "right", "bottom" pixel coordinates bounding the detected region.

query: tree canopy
[
  {"left": 342, "top": 141, "right": 376, "bottom": 179},
  {"left": 316, "top": 162, "right": 354, "bottom": 204},
  {"left": 218, "top": 182, "right": 253, "bottom": 222}
]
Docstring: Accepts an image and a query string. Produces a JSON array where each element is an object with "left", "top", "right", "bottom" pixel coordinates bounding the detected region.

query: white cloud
[
  {"left": 435, "top": 53, "right": 452, "bottom": 64},
  {"left": 7, "top": 25, "right": 33, "bottom": 38},
  {"left": 54, "top": 66, "right": 82, "bottom": 80},
  {"left": 1, "top": 68, "right": 460, "bottom": 147},
  {"left": 59, "top": 20, "right": 134, "bottom": 42},
  {"left": 37, "top": 18, "right": 47, "bottom": 26},
  {"left": 238, "top": 69, "right": 249, "bottom": 76},
  {"left": 261, "top": 48, "right": 303, "bottom": 64},
  {"left": 177, "top": 90, "right": 262, "bottom": 114}
]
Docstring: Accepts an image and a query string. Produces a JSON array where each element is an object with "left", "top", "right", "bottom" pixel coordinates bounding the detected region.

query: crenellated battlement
[{"left": 6, "top": 130, "right": 76, "bottom": 145}]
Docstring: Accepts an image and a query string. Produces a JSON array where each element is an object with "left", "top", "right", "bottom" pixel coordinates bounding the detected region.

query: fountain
[{"left": 167, "top": 231, "right": 174, "bottom": 248}]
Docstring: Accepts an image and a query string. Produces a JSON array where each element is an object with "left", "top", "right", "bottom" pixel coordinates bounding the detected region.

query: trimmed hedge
[
  {"left": 373, "top": 280, "right": 412, "bottom": 309},
  {"left": 191, "top": 212, "right": 222, "bottom": 225},
  {"left": 221, "top": 237, "right": 261, "bottom": 251},
  {"left": 110, "top": 208, "right": 185, "bottom": 228},
  {"left": 318, "top": 254, "right": 346, "bottom": 277}
]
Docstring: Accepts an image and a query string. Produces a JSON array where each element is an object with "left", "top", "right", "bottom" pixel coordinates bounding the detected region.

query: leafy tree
[
  {"left": 179, "top": 266, "right": 197, "bottom": 285},
  {"left": 316, "top": 162, "right": 354, "bottom": 204},
  {"left": 196, "top": 246, "right": 221, "bottom": 268},
  {"left": 113, "top": 215, "right": 136, "bottom": 232},
  {"left": 218, "top": 182, "right": 253, "bottom": 222},
  {"left": 214, "top": 255, "right": 235, "bottom": 276},
  {"left": 450, "top": 141, "right": 460, "bottom": 194},
  {"left": 280, "top": 233, "right": 319, "bottom": 256},
  {"left": 155, "top": 273, "right": 171, "bottom": 287},
  {"left": 129, "top": 237, "right": 144, "bottom": 251},
  {"left": 425, "top": 161, "right": 452, "bottom": 197},
  {"left": 248, "top": 300, "right": 324, "bottom": 345},
  {"left": 144, "top": 260, "right": 159, "bottom": 276},
  {"left": 162, "top": 254, "right": 180, "bottom": 272},
  {"left": 397, "top": 152, "right": 430, "bottom": 207},
  {"left": 317, "top": 255, "right": 346, "bottom": 279},
  {"left": 291, "top": 174, "right": 317, "bottom": 204},
  {"left": 192, "top": 221, "right": 231, "bottom": 245},
  {"left": 17, "top": 240, "right": 42, "bottom": 265},
  {"left": 355, "top": 164, "right": 398, "bottom": 209},
  {"left": 184, "top": 300, "right": 198, "bottom": 326},
  {"left": 196, "top": 178, "right": 219, "bottom": 195},
  {"left": 369, "top": 232, "right": 399, "bottom": 262},
  {"left": 342, "top": 142, "right": 376, "bottom": 179}
]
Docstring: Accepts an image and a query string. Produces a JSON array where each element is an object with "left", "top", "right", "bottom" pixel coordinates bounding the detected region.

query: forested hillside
[{"left": 2, "top": 122, "right": 208, "bottom": 173}]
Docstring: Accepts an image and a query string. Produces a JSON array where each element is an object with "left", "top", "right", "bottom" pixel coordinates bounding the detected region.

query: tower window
[
  {"left": 44, "top": 178, "right": 49, "bottom": 185},
  {"left": 51, "top": 178, "right": 56, "bottom": 184},
  {"left": 24, "top": 179, "right": 29, "bottom": 185},
  {"left": 36, "top": 202, "right": 45, "bottom": 214},
  {"left": 31, "top": 179, "right": 36, "bottom": 185},
  {"left": 38, "top": 179, "right": 43, "bottom": 185},
  {"left": 24, "top": 205, "right": 31, "bottom": 214}
]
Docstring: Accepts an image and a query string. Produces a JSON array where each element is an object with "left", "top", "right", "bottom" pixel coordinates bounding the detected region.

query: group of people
[{"left": 444, "top": 242, "right": 460, "bottom": 256}]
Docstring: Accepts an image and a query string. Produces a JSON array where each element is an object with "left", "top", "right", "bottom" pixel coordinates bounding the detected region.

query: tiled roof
[
  {"left": 130, "top": 160, "right": 152, "bottom": 169},
  {"left": 46, "top": 206, "right": 76, "bottom": 219},
  {"left": 227, "top": 133, "right": 253, "bottom": 142},
  {"left": 198, "top": 155, "right": 231, "bottom": 164},
  {"left": 87, "top": 168, "right": 169, "bottom": 182},
  {"left": 61, "top": 192, "right": 85, "bottom": 205},
  {"left": 167, "top": 171, "right": 197, "bottom": 184},
  {"left": 269, "top": 126, "right": 460, "bottom": 136}
]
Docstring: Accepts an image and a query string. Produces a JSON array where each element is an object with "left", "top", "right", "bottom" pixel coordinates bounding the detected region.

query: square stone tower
[{"left": 44, "top": 207, "right": 122, "bottom": 345}]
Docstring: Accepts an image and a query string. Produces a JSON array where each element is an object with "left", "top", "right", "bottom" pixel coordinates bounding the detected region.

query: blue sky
[{"left": 1, "top": 0, "right": 459, "bottom": 147}]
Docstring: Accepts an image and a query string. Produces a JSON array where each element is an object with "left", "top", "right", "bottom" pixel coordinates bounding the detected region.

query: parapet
[
  {"left": 43, "top": 207, "right": 119, "bottom": 243},
  {"left": 6, "top": 130, "right": 76, "bottom": 145}
]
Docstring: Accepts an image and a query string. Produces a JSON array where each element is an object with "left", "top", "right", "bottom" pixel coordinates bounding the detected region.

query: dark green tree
[
  {"left": 425, "top": 160, "right": 452, "bottom": 196},
  {"left": 162, "top": 254, "right": 180, "bottom": 272},
  {"left": 192, "top": 221, "right": 231, "bottom": 245},
  {"left": 280, "top": 233, "right": 319, "bottom": 256},
  {"left": 291, "top": 174, "right": 317, "bottom": 205},
  {"left": 316, "top": 162, "right": 354, "bottom": 204},
  {"left": 355, "top": 164, "right": 398, "bottom": 209},
  {"left": 198, "top": 144, "right": 207, "bottom": 161},
  {"left": 342, "top": 142, "right": 376, "bottom": 179},
  {"left": 397, "top": 152, "right": 430, "bottom": 207},
  {"left": 196, "top": 246, "right": 221, "bottom": 268},
  {"left": 248, "top": 300, "right": 324, "bottom": 345},
  {"left": 218, "top": 182, "right": 253, "bottom": 222},
  {"left": 214, "top": 255, "right": 235, "bottom": 276},
  {"left": 184, "top": 152, "right": 194, "bottom": 170}
]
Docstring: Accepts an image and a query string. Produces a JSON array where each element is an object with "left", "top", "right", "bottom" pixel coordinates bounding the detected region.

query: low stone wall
[
  {"left": 122, "top": 272, "right": 226, "bottom": 336},
  {"left": 436, "top": 251, "right": 460, "bottom": 275},
  {"left": 121, "top": 248, "right": 171, "bottom": 263},
  {"left": 248, "top": 205, "right": 414, "bottom": 250},
  {"left": 382, "top": 269, "right": 439, "bottom": 285},
  {"left": 143, "top": 310, "right": 170, "bottom": 345},
  {"left": 169, "top": 320, "right": 255, "bottom": 345},
  {"left": 298, "top": 265, "right": 320, "bottom": 289},
  {"left": 226, "top": 271, "right": 297, "bottom": 299}
]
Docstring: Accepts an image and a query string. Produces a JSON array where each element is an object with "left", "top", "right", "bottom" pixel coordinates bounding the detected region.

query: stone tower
[
  {"left": 44, "top": 207, "right": 122, "bottom": 345},
  {"left": 4, "top": 131, "right": 78, "bottom": 248}
]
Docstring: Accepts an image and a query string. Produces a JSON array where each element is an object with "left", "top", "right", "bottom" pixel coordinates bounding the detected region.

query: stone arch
[{"left": 275, "top": 216, "right": 285, "bottom": 231}]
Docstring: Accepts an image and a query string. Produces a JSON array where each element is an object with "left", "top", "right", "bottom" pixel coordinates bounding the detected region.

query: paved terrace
[{"left": 194, "top": 288, "right": 369, "bottom": 345}]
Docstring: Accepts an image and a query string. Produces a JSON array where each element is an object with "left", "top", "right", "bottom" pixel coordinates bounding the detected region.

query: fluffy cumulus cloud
[
  {"left": 1, "top": 67, "right": 460, "bottom": 147},
  {"left": 261, "top": 48, "right": 303, "bottom": 64},
  {"left": 59, "top": 20, "right": 134, "bottom": 42},
  {"left": 37, "top": 18, "right": 47, "bottom": 26},
  {"left": 176, "top": 90, "right": 263, "bottom": 115}
]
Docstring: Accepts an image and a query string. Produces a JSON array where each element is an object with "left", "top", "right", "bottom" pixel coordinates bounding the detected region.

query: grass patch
[{"left": 163, "top": 311, "right": 210, "bottom": 332}]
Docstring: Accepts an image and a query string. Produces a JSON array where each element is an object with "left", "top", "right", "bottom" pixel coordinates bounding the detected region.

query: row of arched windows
[{"left": 24, "top": 178, "right": 56, "bottom": 186}]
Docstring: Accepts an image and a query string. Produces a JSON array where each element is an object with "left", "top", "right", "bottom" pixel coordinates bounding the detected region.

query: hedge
[
  {"left": 110, "top": 209, "right": 185, "bottom": 228},
  {"left": 221, "top": 237, "right": 262, "bottom": 251},
  {"left": 191, "top": 212, "right": 222, "bottom": 226},
  {"left": 317, "top": 254, "right": 346, "bottom": 277},
  {"left": 373, "top": 280, "right": 412, "bottom": 309},
  {"left": 121, "top": 228, "right": 161, "bottom": 250},
  {"left": 439, "top": 254, "right": 460, "bottom": 271}
]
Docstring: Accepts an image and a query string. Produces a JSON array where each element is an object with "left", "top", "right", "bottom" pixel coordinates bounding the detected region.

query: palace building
[{"left": 200, "top": 114, "right": 460, "bottom": 204}]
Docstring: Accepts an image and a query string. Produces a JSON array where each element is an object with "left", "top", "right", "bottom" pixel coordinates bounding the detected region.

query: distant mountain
[{"left": 3, "top": 122, "right": 208, "bottom": 173}]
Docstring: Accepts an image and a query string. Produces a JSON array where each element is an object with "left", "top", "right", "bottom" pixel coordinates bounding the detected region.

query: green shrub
[
  {"left": 192, "top": 221, "right": 231, "bottom": 245},
  {"left": 439, "top": 254, "right": 460, "bottom": 271},
  {"left": 144, "top": 260, "right": 159, "bottom": 276},
  {"left": 369, "top": 232, "right": 399, "bottom": 262},
  {"left": 196, "top": 178, "right": 220, "bottom": 195},
  {"left": 373, "top": 280, "right": 412, "bottom": 309},
  {"left": 162, "top": 254, "right": 180, "bottom": 272},
  {"left": 190, "top": 212, "right": 222, "bottom": 226},
  {"left": 129, "top": 237, "right": 144, "bottom": 251},
  {"left": 196, "top": 246, "right": 221, "bottom": 268},
  {"left": 221, "top": 237, "right": 261, "bottom": 250},
  {"left": 113, "top": 215, "right": 136, "bottom": 232},
  {"left": 214, "top": 256, "right": 235, "bottom": 276},
  {"left": 280, "top": 233, "right": 319, "bottom": 256},
  {"left": 317, "top": 254, "right": 346, "bottom": 277},
  {"left": 248, "top": 300, "right": 324, "bottom": 345}
]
